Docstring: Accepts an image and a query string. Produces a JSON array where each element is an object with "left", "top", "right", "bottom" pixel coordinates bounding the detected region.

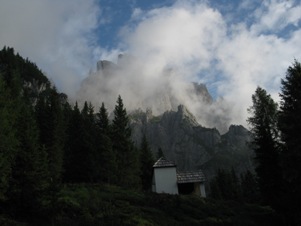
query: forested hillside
[
  {"left": 0, "top": 47, "right": 154, "bottom": 225},
  {"left": 1, "top": 47, "right": 300, "bottom": 225}
]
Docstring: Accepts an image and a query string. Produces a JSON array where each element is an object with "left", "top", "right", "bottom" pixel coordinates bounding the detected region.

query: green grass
[
  {"left": 1, "top": 184, "right": 277, "bottom": 226},
  {"left": 52, "top": 184, "right": 276, "bottom": 226}
]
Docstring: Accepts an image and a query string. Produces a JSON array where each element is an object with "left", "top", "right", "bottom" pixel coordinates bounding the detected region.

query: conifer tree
[
  {"left": 8, "top": 101, "right": 49, "bottom": 220},
  {"left": 209, "top": 168, "right": 241, "bottom": 201},
  {"left": 139, "top": 134, "right": 154, "bottom": 190},
  {"left": 278, "top": 60, "right": 301, "bottom": 222},
  {"left": 97, "top": 102, "right": 110, "bottom": 134},
  {"left": 111, "top": 95, "right": 140, "bottom": 188},
  {"left": 64, "top": 102, "right": 90, "bottom": 182},
  {"left": 240, "top": 170, "right": 259, "bottom": 203},
  {"left": 247, "top": 87, "right": 281, "bottom": 208},
  {"left": 209, "top": 177, "right": 222, "bottom": 200},
  {"left": 35, "top": 88, "right": 65, "bottom": 188},
  {"left": 81, "top": 101, "right": 97, "bottom": 181},
  {"left": 156, "top": 147, "right": 164, "bottom": 160},
  {"left": 96, "top": 103, "right": 116, "bottom": 184},
  {"left": 0, "top": 76, "right": 19, "bottom": 201}
]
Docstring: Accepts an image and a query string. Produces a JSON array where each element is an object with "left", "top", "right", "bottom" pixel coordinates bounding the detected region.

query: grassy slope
[
  {"left": 53, "top": 184, "right": 275, "bottom": 226},
  {"left": 0, "top": 184, "right": 276, "bottom": 226}
]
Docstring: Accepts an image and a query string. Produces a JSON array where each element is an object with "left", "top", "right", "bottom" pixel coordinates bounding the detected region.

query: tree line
[
  {"left": 0, "top": 47, "right": 154, "bottom": 222},
  {"left": 209, "top": 168, "right": 260, "bottom": 203},
  {"left": 245, "top": 60, "right": 301, "bottom": 225},
  {"left": 210, "top": 60, "right": 301, "bottom": 225}
]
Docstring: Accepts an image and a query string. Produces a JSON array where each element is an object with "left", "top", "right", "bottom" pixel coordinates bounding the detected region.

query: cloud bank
[
  {"left": 0, "top": 0, "right": 100, "bottom": 96},
  {"left": 1, "top": 0, "right": 301, "bottom": 132},
  {"left": 80, "top": 0, "right": 301, "bottom": 132}
]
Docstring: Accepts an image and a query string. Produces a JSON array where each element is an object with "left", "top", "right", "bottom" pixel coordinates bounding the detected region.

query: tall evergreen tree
[
  {"left": 0, "top": 76, "right": 19, "bottom": 201},
  {"left": 156, "top": 147, "right": 164, "bottom": 160},
  {"left": 64, "top": 102, "right": 89, "bottom": 183},
  {"left": 209, "top": 168, "right": 241, "bottom": 201},
  {"left": 81, "top": 101, "right": 97, "bottom": 181},
  {"left": 82, "top": 101, "right": 102, "bottom": 182},
  {"left": 64, "top": 102, "right": 99, "bottom": 183},
  {"left": 247, "top": 87, "right": 281, "bottom": 208},
  {"left": 240, "top": 170, "right": 260, "bottom": 203},
  {"left": 95, "top": 103, "right": 116, "bottom": 184},
  {"left": 111, "top": 95, "right": 140, "bottom": 188},
  {"left": 97, "top": 102, "right": 110, "bottom": 134},
  {"left": 35, "top": 88, "right": 65, "bottom": 188},
  {"left": 7, "top": 101, "right": 49, "bottom": 221},
  {"left": 278, "top": 60, "right": 301, "bottom": 223},
  {"left": 139, "top": 134, "right": 154, "bottom": 191}
]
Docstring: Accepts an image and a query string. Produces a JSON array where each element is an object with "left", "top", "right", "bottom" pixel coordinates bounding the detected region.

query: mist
[
  {"left": 1, "top": 0, "right": 301, "bottom": 133},
  {"left": 77, "top": 2, "right": 232, "bottom": 133},
  {"left": 76, "top": 0, "right": 301, "bottom": 133},
  {"left": 77, "top": 52, "right": 231, "bottom": 133}
]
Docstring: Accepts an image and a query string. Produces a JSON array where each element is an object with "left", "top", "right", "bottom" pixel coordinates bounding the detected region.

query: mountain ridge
[
  {"left": 88, "top": 57, "right": 254, "bottom": 180},
  {"left": 129, "top": 104, "right": 254, "bottom": 181},
  {"left": 77, "top": 56, "right": 234, "bottom": 132}
]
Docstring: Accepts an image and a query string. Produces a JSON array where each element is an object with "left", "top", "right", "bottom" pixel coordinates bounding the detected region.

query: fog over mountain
[
  {"left": 75, "top": 1, "right": 301, "bottom": 133},
  {"left": 77, "top": 54, "right": 232, "bottom": 133},
  {"left": 1, "top": 0, "right": 300, "bottom": 132}
]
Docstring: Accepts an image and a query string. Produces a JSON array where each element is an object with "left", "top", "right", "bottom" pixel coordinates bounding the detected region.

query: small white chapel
[{"left": 152, "top": 157, "right": 206, "bottom": 197}]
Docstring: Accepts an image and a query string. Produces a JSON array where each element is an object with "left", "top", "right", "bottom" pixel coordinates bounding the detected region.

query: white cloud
[
  {"left": 1, "top": 0, "right": 301, "bottom": 132},
  {"left": 122, "top": 2, "right": 225, "bottom": 75},
  {"left": 0, "top": 0, "right": 100, "bottom": 96},
  {"left": 78, "top": 1, "right": 236, "bottom": 132},
  {"left": 122, "top": 1, "right": 299, "bottom": 131},
  {"left": 252, "top": 0, "right": 301, "bottom": 34},
  {"left": 77, "top": 0, "right": 301, "bottom": 132},
  {"left": 216, "top": 0, "right": 301, "bottom": 128}
]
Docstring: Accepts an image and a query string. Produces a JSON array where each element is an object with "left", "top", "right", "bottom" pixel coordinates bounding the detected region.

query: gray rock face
[
  {"left": 79, "top": 58, "right": 217, "bottom": 126},
  {"left": 130, "top": 106, "right": 254, "bottom": 181},
  {"left": 86, "top": 58, "right": 254, "bottom": 181},
  {"left": 96, "top": 60, "right": 117, "bottom": 71},
  {"left": 192, "top": 82, "right": 213, "bottom": 104}
]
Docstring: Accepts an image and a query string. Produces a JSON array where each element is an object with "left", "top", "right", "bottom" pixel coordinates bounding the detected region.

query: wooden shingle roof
[
  {"left": 177, "top": 171, "right": 206, "bottom": 183},
  {"left": 153, "top": 157, "right": 176, "bottom": 168}
]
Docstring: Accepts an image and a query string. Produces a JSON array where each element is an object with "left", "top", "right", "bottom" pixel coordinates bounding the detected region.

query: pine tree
[
  {"left": 278, "top": 60, "right": 301, "bottom": 222},
  {"left": 139, "top": 134, "right": 154, "bottom": 191},
  {"left": 97, "top": 102, "right": 110, "bottom": 134},
  {"left": 35, "top": 88, "right": 65, "bottom": 189},
  {"left": 156, "top": 147, "right": 164, "bottom": 160},
  {"left": 64, "top": 102, "right": 89, "bottom": 182},
  {"left": 111, "top": 95, "right": 140, "bottom": 188},
  {"left": 240, "top": 170, "right": 259, "bottom": 203},
  {"left": 7, "top": 101, "right": 49, "bottom": 220},
  {"left": 209, "top": 177, "right": 222, "bottom": 200},
  {"left": 247, "top": 87, "right": 281, "bottom": 208},
  {"left": 210, "top": 168, "right": 241, "bottom": 201},
  {"left": 81, "top": 101, "right": 98, "bottom": 182},
  {"left": 0, "top": 76, "right": 19, "bottom": 201},
  {"left": 95, "top": 103, "right": 116, "bottom": 184},
  {"left": 230, "top": 168, "right": 241, "bottom": 201}
]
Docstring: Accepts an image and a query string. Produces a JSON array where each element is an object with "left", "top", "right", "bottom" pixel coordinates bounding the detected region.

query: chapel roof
[
  {"left": 177, "top": 170, "right": 206, "bottom": 183},
  {"left": 153, "top": 157, "right": 176, "bottom": 168}
]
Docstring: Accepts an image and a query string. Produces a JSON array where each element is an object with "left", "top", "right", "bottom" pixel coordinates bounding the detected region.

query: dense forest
[{"left": 0, "top": 47, "right": 300, "bottom": 225}]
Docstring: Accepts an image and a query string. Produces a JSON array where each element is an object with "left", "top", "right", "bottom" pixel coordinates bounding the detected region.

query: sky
[{"left": 1, "top": 0, "right": 301, "bottom": 132}]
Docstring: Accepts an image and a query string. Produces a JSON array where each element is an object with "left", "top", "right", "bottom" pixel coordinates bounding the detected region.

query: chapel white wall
[{"left": 153, "top": 167, "right": 178, "bottom": 194}]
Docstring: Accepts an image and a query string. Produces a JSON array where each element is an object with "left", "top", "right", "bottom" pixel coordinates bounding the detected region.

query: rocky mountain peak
[
  {"left": 222, "top": 124, "right": 252, "bottom": 146},
  {"left": 96, "top": 60, "right": 117, "bottom": 71},
  {"left": 177, "top": 104, "right": 199, "bottom": 127},
  {"left": 130, "top": 107, "right": 253, "bottom": 181}
]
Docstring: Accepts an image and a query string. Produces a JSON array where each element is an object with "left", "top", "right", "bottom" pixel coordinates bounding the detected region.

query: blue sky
[
  {"left": 96, "top": 0, "right": 176, "bottom": 48},
  {"left": 1, "top": 0, "right": 301, "bottom": 130},
  {"left": 96, "top": 0, "right": 301, "bottom": 49}
]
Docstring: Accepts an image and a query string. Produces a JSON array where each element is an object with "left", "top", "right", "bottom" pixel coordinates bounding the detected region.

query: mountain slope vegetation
[{"left": 1, "top": 47, "right": 300, "bottom": 225}]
